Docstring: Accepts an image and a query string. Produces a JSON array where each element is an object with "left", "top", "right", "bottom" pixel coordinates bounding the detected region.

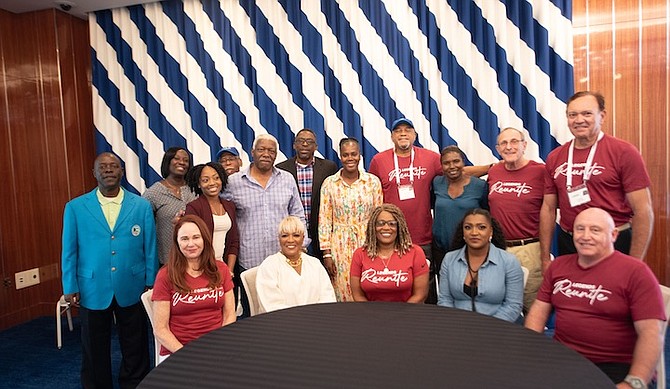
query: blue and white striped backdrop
[{"left": 90, "top": 0, "right": 574, "bottom": 194}]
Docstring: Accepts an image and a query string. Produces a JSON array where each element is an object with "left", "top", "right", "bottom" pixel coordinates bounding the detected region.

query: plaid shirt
[
  {"left": 223, "top": 166, "right": 308, "bottom": 269},
  {"left": 295, "top": 160, "right": 314, "bottom": 229}
]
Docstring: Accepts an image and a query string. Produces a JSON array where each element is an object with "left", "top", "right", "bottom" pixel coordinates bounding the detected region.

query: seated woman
[
  {"left": 256, "top": 216, "right": 336, "bottom": 313},
  {"left": 350, "top": 204, "right": 429, "bottom": 302},
  {"left": 438, "top": 209, "right": 523, "bottom": 322},
  {"left": 152, "top": 215, "right": 236, "bottom": 363}
]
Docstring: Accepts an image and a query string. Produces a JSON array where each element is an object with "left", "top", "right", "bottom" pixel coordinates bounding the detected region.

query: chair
[
  {"left": 656, "top": 285, "right": 670, "bottom": 389},
  {"left": 240, "top": 267, "right": 261, "bottom": 316},
  {"left": 521, "top": 266, "right": 529, "bottom": 288},
  {"left": 56, "top": 295, "right": 74, "bottom": 349},
  {"left": 141, "top": 289, "right": 162, "bottom": 366}
]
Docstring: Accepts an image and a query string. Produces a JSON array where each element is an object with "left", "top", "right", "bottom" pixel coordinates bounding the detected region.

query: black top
[{"left": 139, "top": 302, "right": 614, "bottom": 389}]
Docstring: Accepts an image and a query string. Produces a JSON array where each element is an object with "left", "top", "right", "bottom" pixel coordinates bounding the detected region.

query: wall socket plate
[{"left": 15, "top": 268, "right": 40, "bottom": 289}]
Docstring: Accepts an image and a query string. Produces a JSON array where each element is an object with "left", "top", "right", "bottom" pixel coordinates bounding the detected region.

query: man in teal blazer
[{"left": 62, "top": 152, "right": 158, "bottom": 389}]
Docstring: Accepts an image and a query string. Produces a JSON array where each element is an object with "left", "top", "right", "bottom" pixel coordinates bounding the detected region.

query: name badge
[
  {"left": 398, "top": 184, "right": 415, "bottom": 201},
  {"left": 567, "top": 184, "right": 591, "bottom": 207}
]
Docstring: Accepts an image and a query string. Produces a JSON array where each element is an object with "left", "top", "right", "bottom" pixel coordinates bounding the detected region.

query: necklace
[
  {"left": 163, "top": 179, "right": 182, "bottom": 197},
  {"left": 286, "top": 256, "right": 302, "bottom": 268},
  {"left": 378, "top": 251, "right": 394, "bottom": 271}
]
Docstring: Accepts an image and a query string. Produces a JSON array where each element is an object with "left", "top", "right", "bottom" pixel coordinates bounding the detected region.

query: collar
[
  {"left": 455, "top": 246, "right": 500, "bottom": 266},
  {"left": 96, "top": 187, "right": 124, "bottom": 205},
  {"left": 295, "top": 157, "right": 315, "bottom": 168}
]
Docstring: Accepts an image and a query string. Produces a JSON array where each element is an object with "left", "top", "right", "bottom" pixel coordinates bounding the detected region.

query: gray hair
[{"left": 253, "top": 134, "right": 278, "bottom": 150}]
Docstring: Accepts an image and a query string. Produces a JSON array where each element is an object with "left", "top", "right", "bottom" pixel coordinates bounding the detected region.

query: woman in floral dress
[{"left": 319, "top": 138, "right": 382, "bottom": 301}]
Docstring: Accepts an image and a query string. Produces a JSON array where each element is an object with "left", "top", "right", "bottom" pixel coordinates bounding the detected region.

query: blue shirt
[
  {"left": 437, "top": 245, "right": 523, "bottom": 322},
  {"left": 223, "top": 166, "right": 307, "bottom": 269},
  {"left": 432, "top": 176, "right": 488, "bottom": 250}
]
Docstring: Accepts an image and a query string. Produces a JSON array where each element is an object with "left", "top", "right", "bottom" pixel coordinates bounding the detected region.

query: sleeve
[
  {"left": 628, "top": 263, "right": 666, "bottom": 322},
  {"left": 222, "top": 200, "right": 240, "bottom": 257},
  {"left": 492, "top": 255, "right": 524, "bottom": 322},
  {"left": 372, "top": 176, "right": 383, "bottom": 207},
  {"left": 143, "top": 201, "right": 159, "bottom": 286},
  {"left": 256, "top": 257, "right": 289, "bottom": 313},
  {"left": 286, "top": 177, "right": 310, "bottom": 246},
  {"left": 184, "top": 199, "right": 198, "bottom": 217},
  {"left": 433, "top": 152, "right": 443, "bottom": 177},
  {"left": 318, "top": 178, "right": 334, "bottom": 251},
  {"left": 141, "top": 186, "right": 158, "bottom": 212},
  {"left": 618, "top": 143, "right": 652, "bottom": 193},
  {"left": 61, "top": 202, "right": 79, "bottom": 295},
  {"left": 151, "top": 268, "right": 172, "bottom": 302},
  {"left": 368, "top": 156, "right": 380, "bottom": 179},
  {"left": 350, "top": 248, "right": 364, "bottom": 278},
  {"left": 437, "top": 252, "right": 455, "bottom": 308},
  {"left": 543, "top": 154, "right": 558, "bottom": 195},
  {"left": 411, "top": 247, "right": 429, "bottom": 277},
  {"left": 218, "top": 262, "right": 234, "bottom": 293},
  {"left": 536, "top": 259, "right": 556, "bottom": 303}
]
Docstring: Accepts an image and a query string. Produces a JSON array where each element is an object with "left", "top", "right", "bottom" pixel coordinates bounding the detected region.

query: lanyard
[
  {"left": 566, "top": 131, "right": 604, "bottom": 188},
  {"left": 393, "top": 147, "right": 415, "bottom": 186}
]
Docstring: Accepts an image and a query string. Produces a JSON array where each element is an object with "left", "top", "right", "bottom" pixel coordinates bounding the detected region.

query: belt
[
  {"left": 561, "top": 222, "right": 632, "bottom": 235},
  {"left": 505, "top": 237, "right": 539, "bottom": 247}
]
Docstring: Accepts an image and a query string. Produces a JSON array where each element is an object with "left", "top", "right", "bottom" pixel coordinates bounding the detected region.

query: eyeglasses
[
  {"left": 294, "top": 138, "right": 316, "bottom": 146},
  {"left": 219, "top": 157, "right": 239, "bottom": 163},
  {"left": 497, "top": 139, "right": 524, "bottom": 147},
  {"left": 375, "top": 220, "right": 398, "bottom": 228},
  {"left": 567, "top": 110, "right": 596, "bottom": 119}
]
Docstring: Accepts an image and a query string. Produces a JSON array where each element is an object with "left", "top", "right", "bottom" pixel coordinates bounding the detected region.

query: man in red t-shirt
[
  {"left": 526, "top": 208, "right": 665, "bottom": 388},
  {"left": 488, "top": 127, "right": 549, "bottom": 311},
  {"left": 368, "top": 118, "right": 441, "bottom": 302},
  {"left": 539, "top": 91, "right": 653, "bottom": 265}
]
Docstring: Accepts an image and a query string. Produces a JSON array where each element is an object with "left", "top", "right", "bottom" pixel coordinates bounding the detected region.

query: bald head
[{"left": 572, "top": 208, "right": 618, "bottom": 264}]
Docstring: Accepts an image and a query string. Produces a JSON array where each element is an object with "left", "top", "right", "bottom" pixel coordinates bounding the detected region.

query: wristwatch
[{"left": 623, "top": 375, "right": 645, "bottom": 389}]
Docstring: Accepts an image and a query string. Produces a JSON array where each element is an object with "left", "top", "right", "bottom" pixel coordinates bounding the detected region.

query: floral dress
[{"left": 318, "top": 171, "right": 382, "bottom": 301}]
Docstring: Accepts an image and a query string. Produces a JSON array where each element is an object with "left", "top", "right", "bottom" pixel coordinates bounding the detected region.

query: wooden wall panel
[
  {"left": 0, "top": 9, "right": 93, "bottom": 330},
  {"left": 573, "top": 0, "right": 670, "bottom": 284}
]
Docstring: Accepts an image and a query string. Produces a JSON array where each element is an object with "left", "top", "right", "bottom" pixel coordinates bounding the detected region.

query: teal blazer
[{"left": 61, "top": 188, "right": 158, "bottom": 310}]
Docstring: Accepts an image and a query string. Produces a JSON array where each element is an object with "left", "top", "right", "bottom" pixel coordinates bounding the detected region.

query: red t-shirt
[
  {"left": 350, "top": 245, "right": 429, "bottom": 302},
  {"left": 369, "top": 147, "right": 442, "bottom": 245},
  {"left": 544, "top": 134, "right": 651, "bottom": 231},
  {"left": 487, "top": 161, "right": 547, "bottom": 239},
  {"left": 152, "top": 261, "right": 234, "bottom": 355},
  {"left": 536, "top": 251, "right": 665, "bottom": 363}
]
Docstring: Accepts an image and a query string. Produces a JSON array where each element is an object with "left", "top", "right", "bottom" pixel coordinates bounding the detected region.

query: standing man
[
  {"left": 540, "top": 91, "right": 653, "bottom": 266},
  {"left": 369, "top": 118, "right": 442, "bottom": 302},
  {"left": 62, "top": 152, "right": 157, "bottom": 389},
  {"left": 487, "top": 127, "right": 548, "bottom": 312},
  {"left": 224, "top": 134, "right": 307, "bottom": 317},
  {"left": 277, "top": 128, "right": 338, "bottom": 259},
  {"left": 526, "top": 208, "right": 664, "bottom": 387},
  {"left": 216, "top": 146, "right": 243, "bottom": 176}
]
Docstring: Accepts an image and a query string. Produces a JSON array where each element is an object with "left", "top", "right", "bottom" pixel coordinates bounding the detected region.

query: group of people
[{"left": 61, "top": 90, "right": 664, "bottom": 389}]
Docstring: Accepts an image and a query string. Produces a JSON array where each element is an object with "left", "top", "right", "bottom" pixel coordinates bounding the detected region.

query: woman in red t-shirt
[
  {"left": 350, "top": 204, "right": 429, "bottom": 302},
  {"left": 151, "top": 214, "right": 235, "bottom": 363}
]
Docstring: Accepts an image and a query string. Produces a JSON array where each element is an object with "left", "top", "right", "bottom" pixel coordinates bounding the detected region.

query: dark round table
[{"left": 139, "top": 302, "right": 614, "bottom": 388}]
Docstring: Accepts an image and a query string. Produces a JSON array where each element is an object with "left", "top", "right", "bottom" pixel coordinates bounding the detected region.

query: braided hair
[{"left": 363, "top": 204, "right": 413, "bottom": 257}]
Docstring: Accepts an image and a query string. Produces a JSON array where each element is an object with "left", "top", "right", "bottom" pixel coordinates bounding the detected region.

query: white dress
[{"left": 256, "top": 252, "right": 336, "bottom": 313}]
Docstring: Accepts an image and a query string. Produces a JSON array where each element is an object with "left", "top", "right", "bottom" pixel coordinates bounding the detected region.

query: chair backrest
[
  {"left": 240, "top": 267, "right": 261, "bottom": 316},
  {"left": 521, "top": 266, "right": 529, "bottom": 288},
  {"left": 140, "top": 289, "right": 162, "bottom": 366},
  {"left": 656, "top": 285, "right": 670, "bottom": 389}
]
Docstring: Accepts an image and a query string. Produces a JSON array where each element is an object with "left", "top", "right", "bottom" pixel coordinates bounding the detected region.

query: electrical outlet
[{"left": 15, "top": 268, "right": 40, "bottom": 289}]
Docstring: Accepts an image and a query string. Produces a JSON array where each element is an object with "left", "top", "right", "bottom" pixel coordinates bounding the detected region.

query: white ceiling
[{"left": 0, "top": 0, "right": 155, "bottom": 19}]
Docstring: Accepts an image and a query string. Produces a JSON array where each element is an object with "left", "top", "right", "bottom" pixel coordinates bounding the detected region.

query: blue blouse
[
  {"left": 432, "top": 175, "right": 488, "bottom": 250},
  {"left": 437, "top": 245, "right": 523, "bottom": 322}
]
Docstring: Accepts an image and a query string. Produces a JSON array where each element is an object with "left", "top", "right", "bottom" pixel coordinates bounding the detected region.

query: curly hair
[
  {"left": 449, "top": 208, "right": 506, "bottom": 251},
  {"left": 363, "top": 204, "right": 413, "bottom": 257},
  {"left": 167, "top": 214, "right": 221, "bottom": 293},
  {"left": 185, "top": 162, "right": 228, "bottom": 196},
  {"left": 160, "top": 147, "right": 192, "bottom": 178}
]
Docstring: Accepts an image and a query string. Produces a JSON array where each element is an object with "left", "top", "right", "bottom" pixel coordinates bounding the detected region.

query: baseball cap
[
  {"left": 391, "top": 118, "right": 414, "bottom": 131},
  {"left": 216, "top": 147, "right": 240, "bottom": 161}
]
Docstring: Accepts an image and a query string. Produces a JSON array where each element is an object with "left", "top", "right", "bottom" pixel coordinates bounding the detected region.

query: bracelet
[{"left": 323, "top": 254, "right": 333, "bottom": 258}]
